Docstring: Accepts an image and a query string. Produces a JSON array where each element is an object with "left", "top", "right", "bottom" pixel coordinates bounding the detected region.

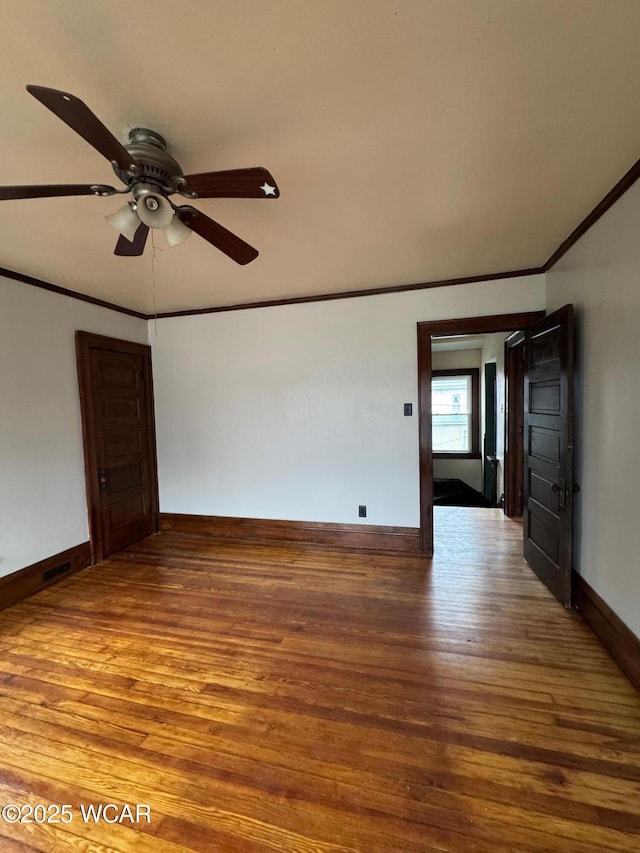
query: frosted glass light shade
[
  {"left": 136, "top": 192, "right": 173, "bottom": 229},
  {"left": 105, "top": 203, "right": 139, "bottom": 242},
  {"left": 164, "top": 214, "right": 192, "bottom": 247}
]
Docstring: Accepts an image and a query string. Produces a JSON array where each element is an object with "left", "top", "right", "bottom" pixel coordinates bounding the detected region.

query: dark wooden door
[
  {"left": 523, "top": 305, "right": 575, "bottom": 607},
  {"left": 504, "top": 335, "right": 525, "bottom": 517},
  {"left": 483, "top": 362, "right": 497, "bottom": 503},
  {"left": 76, "top": 332, "right": 159, "bottom": 561}
]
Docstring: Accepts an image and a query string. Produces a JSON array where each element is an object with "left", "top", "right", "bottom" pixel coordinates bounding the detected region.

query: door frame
[
  {"left": 76, "top": 331, "right": 160, "bottom": 563},
  {"left": 417, "top": 311, "right": 545, "bottom": 555}
]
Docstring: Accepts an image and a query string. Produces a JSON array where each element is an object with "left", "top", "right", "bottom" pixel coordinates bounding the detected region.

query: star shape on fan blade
[{"left": 260, "top": 182, "right": 277, "bottom": 196}]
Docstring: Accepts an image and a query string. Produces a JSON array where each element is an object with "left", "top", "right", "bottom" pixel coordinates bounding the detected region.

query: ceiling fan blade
[
  {"left": 181, "top": 167, "right": 279, "bottom": 199},
  {"left": 26, "top": 85, "right": 139, "bottom": 176},
  {"left": 0, "top": 183, "right": 116, "bottom": 200},
  {"left": 114, "top": 223, "right": 149, "bottom": 256},
  {"left": 176, "top": 206, "right": 259, "bottom": 264}
]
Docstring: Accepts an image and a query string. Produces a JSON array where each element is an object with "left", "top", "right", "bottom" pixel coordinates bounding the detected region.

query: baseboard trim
[
  {"left": 573, "top": 571, "right": 640, "bottom": 692},
  {"left": 160, "top": 513, "right": 422, "bottom": 555},
  {"left": 0, "top": 542, "right": 92, "bottom": 612}
]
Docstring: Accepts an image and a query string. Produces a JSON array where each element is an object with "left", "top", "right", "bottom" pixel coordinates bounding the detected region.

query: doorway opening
[
  {"left": 417, "top": 311, "right": 545, "bottom": 556},
  {"left": 429, "top": 329, "right": 528, "bottom": 515},
  {"left": 417, "top": 307, "right": 576, "bottom": 610}
]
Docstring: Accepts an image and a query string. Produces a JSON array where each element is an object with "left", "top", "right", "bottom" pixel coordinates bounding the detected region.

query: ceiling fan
[{"left": 0, "top": 85, "right": 280, "bottom": 263}]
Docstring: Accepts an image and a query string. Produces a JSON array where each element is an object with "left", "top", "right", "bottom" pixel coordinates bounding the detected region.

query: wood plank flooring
[{"left": 0, "top": 507, "right": 639, "bottom": 852}]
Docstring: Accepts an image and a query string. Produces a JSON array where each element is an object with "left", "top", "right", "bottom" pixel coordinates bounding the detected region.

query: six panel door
[
  {"left": 523, "top": 305, "right": 575, "bottom": 607},
  {"left": 77, "top": 333, "right": 159, "bottom": 561}
]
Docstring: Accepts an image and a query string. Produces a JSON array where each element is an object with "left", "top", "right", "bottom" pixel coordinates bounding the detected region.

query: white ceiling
[{"left": 1, "top": 0, "right": 640, "bottom": 315}]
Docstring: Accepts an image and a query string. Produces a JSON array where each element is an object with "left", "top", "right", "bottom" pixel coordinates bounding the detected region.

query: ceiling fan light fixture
[
  {"left": 105, "top": 201, "right": 140, "bottom": 243},
  {"left": 164, "top": 214, "right": 192, "bottom": 247},
  {"left": 135, "top": 187, "right": 173, "bottom": 229}
]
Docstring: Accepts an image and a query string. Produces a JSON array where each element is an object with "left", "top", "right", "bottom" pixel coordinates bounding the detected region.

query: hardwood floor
[{"left": 0, "top": 507, "right": 639, "bottom": 852}]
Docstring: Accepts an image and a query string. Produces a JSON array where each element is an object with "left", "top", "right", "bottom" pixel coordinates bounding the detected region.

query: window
[{"left": 432, "top": 368, "right": 480, "bottom": 458}]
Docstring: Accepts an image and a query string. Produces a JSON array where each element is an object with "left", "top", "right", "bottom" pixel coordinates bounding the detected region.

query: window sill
[{"left": 433, "top": 452, "right": 482, "bottom": 460}]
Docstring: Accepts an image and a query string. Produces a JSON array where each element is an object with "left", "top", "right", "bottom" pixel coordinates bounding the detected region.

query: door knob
[
  {"left": 552, "top": 477, "right": 567, "bottom": 508},
  {"left": 98, "top": 469, "right": 108, "bottom": 490}
]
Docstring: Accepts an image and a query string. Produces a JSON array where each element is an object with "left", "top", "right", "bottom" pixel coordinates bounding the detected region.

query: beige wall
[
  {"left": 546, "top": 180, "right": 640, "bottom": 638},
  {"left": 432, "top": 348, "right": 482, "bottom": 371}
]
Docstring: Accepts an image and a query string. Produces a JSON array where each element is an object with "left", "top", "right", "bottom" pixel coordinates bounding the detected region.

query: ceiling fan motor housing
[{"left": 113, "top": 127, "right": 183, "bottom": 190}]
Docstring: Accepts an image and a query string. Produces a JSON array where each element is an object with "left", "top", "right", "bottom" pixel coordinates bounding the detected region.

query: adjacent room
[{"left": 1, "top": 2, "right": 640, "bottom": 851}]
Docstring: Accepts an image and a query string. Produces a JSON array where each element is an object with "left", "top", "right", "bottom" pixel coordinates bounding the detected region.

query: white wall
[
  {"left": 152, "top": 275, "right": 544, "bottom": 527},
  {"left": 0, "top": 275, "right": 148, "bottom": 579},
  {"left": 433, "top": 458, "right": 482, "bottom": 493},
  {"left": 546, "top": 180, "right": 640, "bottom": 638},
  {"left": 432, "top": 348, "right": 482, "bottom": 491}
]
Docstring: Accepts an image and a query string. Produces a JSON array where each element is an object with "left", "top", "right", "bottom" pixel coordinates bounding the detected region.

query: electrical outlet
[
  {"left": 358, "top": 505, "right": 367, "bottom": 518},
  {"left": 404, "top": 403, "right": 413, "bottom": 416}
]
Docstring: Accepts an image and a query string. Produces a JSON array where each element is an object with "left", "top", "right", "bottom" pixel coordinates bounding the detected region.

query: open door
[
  {"left": 504, "top": 332, "right": 525, "bottom": 517},
  {"left": 523, "top": 305, "right": 575, "bottom": 607},
  {"left": 483, "top": 362, "right": 498, "bottom": 504}
]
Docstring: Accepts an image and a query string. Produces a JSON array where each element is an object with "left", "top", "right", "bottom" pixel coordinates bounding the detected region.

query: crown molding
[
  {"left": 543, "top": 155, "right": 640, "bottom": 271},
  {"left": 0, "top": 266, "right": 148, "bottom": 320},
  {"left": 151, "top": 267, "right": 543, "bottom": 319},
  {"left": 3, "top": 154, "right": 640, "bottom": 319}
]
